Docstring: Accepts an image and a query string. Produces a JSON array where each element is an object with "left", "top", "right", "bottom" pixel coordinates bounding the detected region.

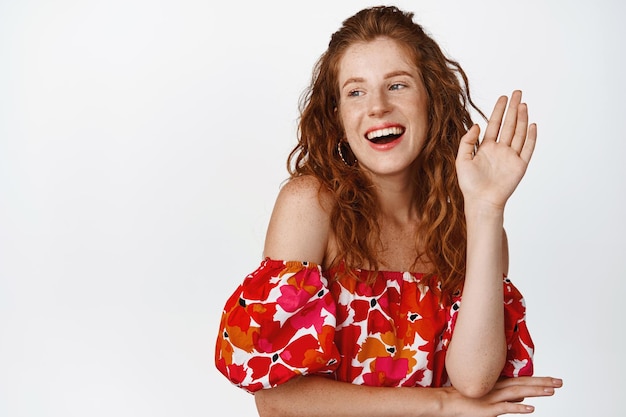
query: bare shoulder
[
  {"left": 274, "top": 175, "right": 335, "bottom": 214},
  {"left": 263, "top": 175, "right": 334, "bottom": 265},
  {"left": 279, "top": 175, "right": 332, "bottom": 202}
]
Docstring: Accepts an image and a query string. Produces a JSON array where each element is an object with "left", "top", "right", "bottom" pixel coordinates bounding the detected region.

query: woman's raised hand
[{"left": 456, "top": 90, "right": 536, "bottom": 211}]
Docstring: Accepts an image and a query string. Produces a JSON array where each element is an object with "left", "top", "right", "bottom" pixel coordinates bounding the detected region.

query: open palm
[{"left": 456, "top": 90, "right": 536, "bottom": 210}]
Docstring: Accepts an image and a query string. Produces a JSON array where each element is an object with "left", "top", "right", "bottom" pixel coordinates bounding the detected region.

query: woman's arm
[
  {"left": 254, "top": 168, "right": 559, "bottom": 417},
  {"left": 255, "top": 374, "right": 562, "bottom": 417},
  {"left": 263, "top": 175, "right": 332, "bottom": 264},
  {"left": 447, "top": 90, "right": 537, "bottom": 398}
]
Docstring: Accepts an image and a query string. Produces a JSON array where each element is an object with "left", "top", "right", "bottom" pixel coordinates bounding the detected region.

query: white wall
[{"left": 1, "top": 0, "right": 624, "bottom": 415}]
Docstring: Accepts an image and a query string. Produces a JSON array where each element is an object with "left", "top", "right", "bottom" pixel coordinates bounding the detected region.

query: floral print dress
[{"left": 215, "top": 258, "right": 534, "bottom": 394}]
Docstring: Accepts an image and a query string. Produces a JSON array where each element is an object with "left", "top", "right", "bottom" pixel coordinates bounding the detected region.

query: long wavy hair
[{"left": 287, "top": 6, "right": 485, "bottom": 297}]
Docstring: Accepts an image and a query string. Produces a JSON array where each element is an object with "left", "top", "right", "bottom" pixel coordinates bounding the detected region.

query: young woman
[{"left": 215, "top": 6, "right": 562, "bottom": 416}]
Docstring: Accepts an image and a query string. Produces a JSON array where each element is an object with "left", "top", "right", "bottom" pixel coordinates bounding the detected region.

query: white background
[{"left": 1, "top": 0, "right": 624, "bottom": 415}]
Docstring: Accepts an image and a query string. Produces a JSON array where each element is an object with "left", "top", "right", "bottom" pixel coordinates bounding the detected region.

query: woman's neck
[{"left": 369, "top": 173, "right": 417, "bottom": 225}]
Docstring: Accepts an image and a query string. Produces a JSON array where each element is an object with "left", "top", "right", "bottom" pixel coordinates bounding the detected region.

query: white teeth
[{"left": 366, "top": 126, "right": 404, "bottom": 140}]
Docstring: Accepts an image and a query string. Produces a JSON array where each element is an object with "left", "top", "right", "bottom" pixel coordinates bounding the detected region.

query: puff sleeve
[
  {"left": 500, "top": 277, "right": 534, "bottom": 377},
  {"left": 214, "top": 259, "right": 340, "bottom": 393}
]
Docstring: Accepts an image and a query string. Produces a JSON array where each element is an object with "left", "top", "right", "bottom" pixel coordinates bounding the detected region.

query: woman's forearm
[
  {"left": 254, "top": 376, "right": 443, "bottom": 417},
  {"left": 445, "top": 204, "right": 507, "bottom": 398}
]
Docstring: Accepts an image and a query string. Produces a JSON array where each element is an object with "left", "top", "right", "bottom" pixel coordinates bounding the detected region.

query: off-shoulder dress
[{"left": 215, "top": 258, "right": 534, "bottom": 393}]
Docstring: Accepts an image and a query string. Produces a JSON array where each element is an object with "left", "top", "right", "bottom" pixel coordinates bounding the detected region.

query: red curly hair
[{"left": 287, "top": 6, "right": 485, "bottom": 297}]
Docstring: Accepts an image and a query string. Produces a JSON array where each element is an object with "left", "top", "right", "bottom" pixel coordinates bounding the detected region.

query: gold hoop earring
[{"left": 337, "top": 141, "right": 357, "bottom": 167}]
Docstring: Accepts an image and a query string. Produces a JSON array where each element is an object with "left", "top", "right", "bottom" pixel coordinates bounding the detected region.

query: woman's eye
[
  {"left": 389, "top": 83, "right": 406, "bottom": 91},
  {"left": 347, "top": 89, "right": 363, "bottom": 97}
]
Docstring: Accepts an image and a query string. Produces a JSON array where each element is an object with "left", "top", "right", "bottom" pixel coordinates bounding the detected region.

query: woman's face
[{"left": 337, "top": 37, "right": 429, "bottom": 180}]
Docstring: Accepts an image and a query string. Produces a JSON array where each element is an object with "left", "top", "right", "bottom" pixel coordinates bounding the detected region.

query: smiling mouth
[{"left": 366, "top": 126, "right": 405, "bottom": 144}]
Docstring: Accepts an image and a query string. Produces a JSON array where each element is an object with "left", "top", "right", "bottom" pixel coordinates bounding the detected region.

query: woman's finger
[
  {"left": 482, "top": 95, "right": 508, "bottom": 143},
  {"left": 495, "top": 376, "right": 563, "bottom": 389},
  {"left": 457, "top": 124, "right": 480, "bottom": 162},
  {"left": 491, "top": 401, "right": 536, "bottom": 415},
  {"left": 510, "top": 103, "right": 530, "bottom": 154},
  {"left": 498, "top": 90, "right": 522, "bottom": 146},
  {"left": 519, "top": 122, "right": 537, "bottom": 163}
]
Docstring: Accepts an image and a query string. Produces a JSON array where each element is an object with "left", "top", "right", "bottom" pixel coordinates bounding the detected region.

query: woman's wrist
[{"left": 464, "top": 199, "right": 505, "bottom": 223}]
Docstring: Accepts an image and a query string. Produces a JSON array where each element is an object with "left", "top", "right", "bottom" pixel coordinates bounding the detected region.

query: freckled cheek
[
  {"left": 345, "top": 129, "right": 363, "bottom": 147},
  {"left": 338, "top": 109, "right": 364, "bottom": 141}
]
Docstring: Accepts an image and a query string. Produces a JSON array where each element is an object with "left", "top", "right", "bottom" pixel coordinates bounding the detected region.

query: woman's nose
[{"left": 367, "top": 89, "right": 392, "bottom": 117}]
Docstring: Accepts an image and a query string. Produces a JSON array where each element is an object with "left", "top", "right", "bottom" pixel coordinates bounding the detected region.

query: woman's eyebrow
[
  {"left": 341, "top": 70, "right": 415, "bottom": 89},
  {"left": 384, "top": 70, "right": 414, "bottom": 79},
  {"left": 341, "top": 77, "right": 365, "bottom": 89}
]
